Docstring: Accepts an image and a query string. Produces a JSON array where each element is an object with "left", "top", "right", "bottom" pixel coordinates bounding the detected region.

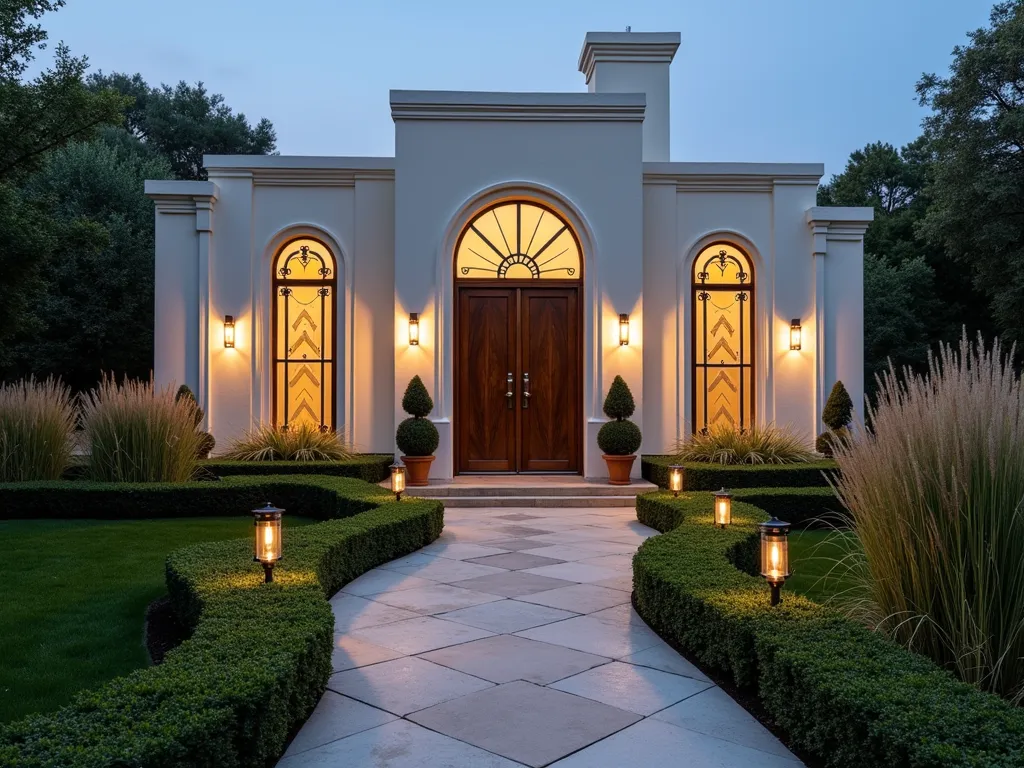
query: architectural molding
[
  {"left": 203, "top": 156, "right": 395, "bottom": 187},
  {"left": 145, "top": 180, "right": 219, "bottom": 214},
  {"left": 578, "top": 32, "right": 681, "bottom": 83},
  {"left": 390, "top": 90, "right": 646, "bottom": 122},
  {"left": 644, "top": 162, "right": 823, "bottom": 193}
]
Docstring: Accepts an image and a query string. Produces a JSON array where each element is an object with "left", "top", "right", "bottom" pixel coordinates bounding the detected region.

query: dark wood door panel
[
  {"left": 457, "top": 289, "right": 516, "bottom": 472},
  {"left": 520, "top": 288, "right": 578, "bottom": 472}
]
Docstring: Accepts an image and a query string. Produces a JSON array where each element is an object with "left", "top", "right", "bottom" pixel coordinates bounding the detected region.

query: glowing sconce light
[
  {"left": 619, "top": 314, "right": 630, "bottom": 346},
  {"left": 253, "top": 502, "right": 283, "bottom": 583},
  {"left": 408, "top": 313, "right": 419, "bottom": 346},
  {"left": 390, "top": 461, "right": 406, "bottom": 501},
  {"left": 714, "top": 488, "right": 732, "bottom": 528},
  {"left": 759, "top": 517, "right": 791, "bottom": 606},
  {"left": 224, "top": 315, "right": 235, "bottom": 348},
  {"left": 789, "top": 319, "right": 802, "bottom": 351},
  {"left": 668, "top": 465, "right": 684, "bottom": 497}
]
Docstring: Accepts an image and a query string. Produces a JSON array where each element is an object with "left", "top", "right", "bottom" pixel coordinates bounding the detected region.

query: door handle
[
  {"left": 522, "top": 372, "right": 531, "bottom": 409},
  {"left": 506, "top": 372, "right": 514, "bottom": 409}
]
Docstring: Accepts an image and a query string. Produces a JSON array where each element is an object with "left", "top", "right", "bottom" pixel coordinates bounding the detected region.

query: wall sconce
[
  {"left": 789, "top": 319, "right": 802, "bottom": 351},
  {"left": 253, "top": 502, "right": 283, "bottom": 583},
  {"left": 619, "top": 314, "right": 630, "bottom": 346},
  {"left": 408, "top": 313, "right": 419, "bottom": 346},
  {"left": 668, "top": 465, "right": 684, "bottom": 497},
  {"left": 224, "top": 315, "right": 235, "bottom": 348},
  {"left": 714, "top": 488, "right": 732, "bottom": 528},
  {"left": 759, "top": 517, "right": 791, "bottom": 606},
  {"left": 390, "top": 461, "right": 406, "bottom": 501}
]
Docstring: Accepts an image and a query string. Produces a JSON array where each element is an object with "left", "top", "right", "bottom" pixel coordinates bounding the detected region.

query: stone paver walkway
[{"left": 277, "top": 506, "right": 804, "bottom": 767}]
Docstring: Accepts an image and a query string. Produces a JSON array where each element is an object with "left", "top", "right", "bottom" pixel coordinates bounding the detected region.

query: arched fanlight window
[
  {"left": 455, "top": 201, "right": 582, "bottom": 280},
  {"left": 693, "top": 243, "right": 754, "bottom": 432},
  {"left": 273, "top": 237, "right": 336, "bottom": 431}
]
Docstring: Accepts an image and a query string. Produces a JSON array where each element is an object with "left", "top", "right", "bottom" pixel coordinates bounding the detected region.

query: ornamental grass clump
[
  {"left": 0, "top": 376, "right": 77, "bottom": 481},
  {"left": 223, "top": 422, "right": 354, "bottom": 461},
  {"left": 833, "top": 333, "right": 1024, "bottom": 702},
  {"left": 81, "top": 377, "right": 204, "bottom": 482},
  {"left": 673, "top": 423, "right": 814, "bottom": 465}
]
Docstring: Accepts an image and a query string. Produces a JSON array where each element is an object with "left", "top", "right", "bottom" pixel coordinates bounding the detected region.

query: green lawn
[
  {"left": 787, "top": 529, "right": 862, "bottom": 604},
  {"left": 0, "top": 516, "right": 314, "bottom": 724}
]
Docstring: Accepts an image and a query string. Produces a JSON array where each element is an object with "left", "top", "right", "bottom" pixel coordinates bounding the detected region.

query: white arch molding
[
  {"left": 253, "top": 223, "right": 355, "bottom": 446},
  {"left": 678, "top": 229, "right": 772, "bottom": 439},
  {"left": 433, "top": 181, "right": 603, "bottom": 475}
]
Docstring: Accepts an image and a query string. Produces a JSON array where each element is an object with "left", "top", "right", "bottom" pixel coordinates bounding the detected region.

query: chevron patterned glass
[
  {"left": 273, "top": 237, "right": 336, "bottom": 431},
  {"left": 693, "top": 243, "right": 753, "bottom": 433}
]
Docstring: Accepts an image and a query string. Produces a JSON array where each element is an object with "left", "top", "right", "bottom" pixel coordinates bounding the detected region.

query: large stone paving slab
[
  {"left": 277, "top": 719, "right": 522, "bottom": 767},
  {"left": 620, "top": 643, "right": 712, "bottom": 682},
  {"left": 464, "top": 552, "right": 565, "bottom": 570},
  {"left": 340, "top": 570, "right": 435, "bottom": 597},
  {"left": 414, "top": 540, "right": 509, "bottom": 561},
  {"left": 477, "top": 537, "right": 548, "bottom": 551},
  {"left": 409, "top": 681, "right": 641, "bottom": 767},
  {"left": 548, "top": 717, "right": 802, "bottom": 767},
  {"left": 329, "top": 594, "right": 421, "bottom": 632},
  {"left": 550, "top": 661, "right": 713, "bottom": 715},
  {"left": 388, "top": 557, "right": 508, "bottom": 583},
  {"left": 522, "top": 561, "right": 624, "bottom": 583},
  {"left": 438, "top": 598, "right": 578, "bottom": 634},
  {"left": 349, "top": 615, "right": 493, "bottom": 655},
  {"left": 281, "top": 691, "right": 396, "bottom": 758},
  {"left": 451, "top": 570, "right": 576, "bottom": 597},
  {"left": 420, "top": 633, "right": 610, "bottom": 684},
  {"left": 331, "top": 635, "right": 404, "bottom": 673},
  {"left": 368, "top": 583, "right": 503, "bottom": 615},
  {"left": 652, "top": 685, "right": 798, "bottom": 758},
  {"left": 328, "top": 657, "right": 493, "bottom": 715},
  {"left": 517, "top": 583, "right": 630, "bottom": 613},
  {"left": 516, "top": 614, "right": 664, "bottom": 658}
]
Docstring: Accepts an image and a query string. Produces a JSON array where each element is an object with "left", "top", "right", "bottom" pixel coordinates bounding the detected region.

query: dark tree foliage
[
  {"left": 918, "top": 1, "right": 1024, "bottom": 343},
  {"left": 88, "top": 72, "right": 277, "bottom": 180}
]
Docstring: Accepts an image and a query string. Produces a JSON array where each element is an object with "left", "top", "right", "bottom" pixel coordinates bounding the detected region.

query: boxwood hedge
[
  {"left": 0, "top": 475, "right": 443, "bottom": 768},
  {"left": 201, "top": 454, "right": 394, "bottom": 483},
  {"left": 633, "top": 492, "right": 1024, "bottom": 768},
  {"left": 641, "top": 454, "right": 838, "bottom": 490}
]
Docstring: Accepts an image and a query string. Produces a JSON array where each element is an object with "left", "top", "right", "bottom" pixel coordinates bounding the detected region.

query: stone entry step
[
  {"left": 395, "top": 476, "right": 657, "bottom": 508},
  {"left": 424, "top": 495, "right": 640, "bottom": 508}
]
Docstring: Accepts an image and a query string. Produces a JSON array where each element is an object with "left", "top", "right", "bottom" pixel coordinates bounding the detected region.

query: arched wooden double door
[{"left": 453, "top": 201, "right": 582, "bottom": 474}]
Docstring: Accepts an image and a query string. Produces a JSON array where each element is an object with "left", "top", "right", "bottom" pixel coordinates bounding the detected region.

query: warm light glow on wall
[
  {"left": 408, "top": 313, "right": 419, "bottom": 345},
  {"left": 619, "top": 314, "right": 630, "bottom": 346},
  {"left": 223, "top": 315, "right": 235, "bottom": 348},
  {"left": 789, "top": 319, "right": 802, "bottom": 351}
]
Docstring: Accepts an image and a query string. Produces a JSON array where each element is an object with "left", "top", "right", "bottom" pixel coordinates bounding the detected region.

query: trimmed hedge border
[
  {"left": 633, "top": 491, "right": 1024, "bottom": 768},
  {"left": 641, "top": 454, "right": 838, "bottom": 490},
  {"left": 0, "top": 475, "right": 443, "bottom": 768},
  {"left": 201, "top": 454, "right": 394, "bottom": 483},
  {"left": 731, "top": 487, "right": 844, "bottom": 529}
]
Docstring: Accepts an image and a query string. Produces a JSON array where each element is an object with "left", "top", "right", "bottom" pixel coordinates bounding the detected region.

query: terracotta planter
[
  {"left": 603, "top": 454, "right": 636, "bottom": 486},
  {"left": 402, "top": 455, "right": 434, "bottom": 486}
]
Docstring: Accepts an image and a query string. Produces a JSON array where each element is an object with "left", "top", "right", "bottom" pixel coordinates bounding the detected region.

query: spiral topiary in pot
[
  {"left": 597, "top": 375, "right": 642, "bottom": 484},
  {"left": 396, "top": 375, "right": 438, "bottom": 485}
]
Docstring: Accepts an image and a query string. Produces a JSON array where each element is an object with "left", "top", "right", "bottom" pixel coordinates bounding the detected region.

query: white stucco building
[{"left": 146, "top": 31, "right": 872, "bottom": 481}]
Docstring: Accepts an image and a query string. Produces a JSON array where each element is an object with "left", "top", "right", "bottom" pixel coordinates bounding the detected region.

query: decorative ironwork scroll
[
  {"left": 455, "top": 201, "right": 582, "bottom": 281},
  {"left": 693, "top": 244, "right": 754, "bottom": 432},
  {"left": 273, "top": 238, "right": 336, "bottom": 431}
]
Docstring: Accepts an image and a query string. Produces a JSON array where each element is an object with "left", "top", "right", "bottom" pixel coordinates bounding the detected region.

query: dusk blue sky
[{"left": 39, "top": 0, "right": 991, "bottom": 178}]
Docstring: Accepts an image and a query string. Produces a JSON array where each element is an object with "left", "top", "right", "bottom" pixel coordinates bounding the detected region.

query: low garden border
[
  {"left": 633, "top": 491, "right": 1024, "bottom": 768},
  {"left": 0, "top": 475, "right": 444, "bottom": 768},
  {"left": 201, "top": 454, "right": 394, "bottom": 483},
  {"left": 641, "top": 455, "right": 837, "bottom": 490}
]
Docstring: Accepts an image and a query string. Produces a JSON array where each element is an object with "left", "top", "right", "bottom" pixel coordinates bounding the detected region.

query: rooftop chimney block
[{"left": 578, "top": 32, "right": 680, "bottom": 162}]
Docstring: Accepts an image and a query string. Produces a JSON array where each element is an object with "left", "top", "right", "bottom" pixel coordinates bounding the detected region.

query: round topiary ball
[
  {"left": 396, "top": 416, "right": 439, "bottom": 456},
  {"left": 597, "top": 419, "right": 642, "bottom": 456}
]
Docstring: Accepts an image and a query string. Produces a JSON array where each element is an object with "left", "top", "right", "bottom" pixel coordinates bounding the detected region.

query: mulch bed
[
  {"left": 631, "top": 592, "right": 823, "bottom": 768},
  {"left": 144, "top": 596, "right": 189, "bottom": 665}
]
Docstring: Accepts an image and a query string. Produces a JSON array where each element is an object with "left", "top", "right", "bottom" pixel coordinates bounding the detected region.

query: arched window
[
  {"left": 693, "top": 243, "right": 754, "bottom": 432},
  {"left": 273, "top": 237, "right": 336, "bottom": 431},
  {"left": 455, "top": 201, "right": 582, "bottom": 281}
]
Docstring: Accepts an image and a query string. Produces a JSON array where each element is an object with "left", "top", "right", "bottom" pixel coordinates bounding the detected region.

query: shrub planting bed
[
  {"left": 0, "top": 476, "right": 443, "bottom": 767},
  {"left": 641, "top": 454, "right": 837, "bottom": 490},
  {"left": 633, "top": 491, "right": 1024, "bottom": 768}
]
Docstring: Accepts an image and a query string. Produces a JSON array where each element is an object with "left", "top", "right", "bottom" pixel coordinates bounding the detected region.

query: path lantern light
[
  {"left": 408, "top": 313, "right": 419, "bottom": 345},
  {"left": 714, "top": 488, "right": 732, "bottom": 528},
  {"left": 390, "top": 461, "right": 406, "bottom": 501},
  {"left": 759, "top": 517, "right": 791, "bottom": 606},
  {"left": 253, "top": 502, "right": 283, "bottom": 583},
  {"left": 789, "top": 318, "right": 802, "bottom": 351},
  {"left": 224, "top": 315, "right": 235, "bottom": 348},
  {"left": 619, "top": 314, "right": 630, "bottom": 346},
  {"left": 668, "top": 465, "right": 684, "bottom": 497}
]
